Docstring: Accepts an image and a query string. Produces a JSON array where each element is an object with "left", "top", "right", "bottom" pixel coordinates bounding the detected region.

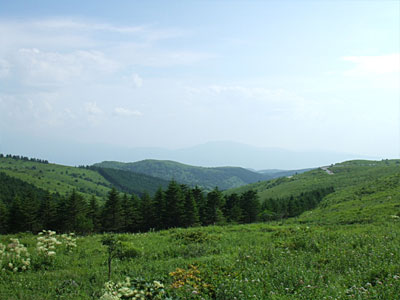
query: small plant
[
  {"left": 0, "top": 238, "right": 31, "bottom": 272},
  {"left": 59, "top": 233, "right": 77, "bottom": 252},
  {"left": 101, "top": 235, "right": 140, "bottom": 280},
  {"left": 36, "top": 230, "right": 62, "bottom": 265},
  {"left": 173, "top": 231, "right": 212, "bottom": 244},
  {"left": 169, "top": 265, "right": 214, "bottom": 298},
  {"left": 100, "top": 277, "right": 168, "bottom": 300}
]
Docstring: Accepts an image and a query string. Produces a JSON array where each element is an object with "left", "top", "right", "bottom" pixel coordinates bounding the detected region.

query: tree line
[
  {"left": 0, "top": 171, "right": 334, "bottom": 234},
  {"left": 259, "top": 187, "right": 335, "bottom": 221},
  {"left": 0, "top": 173, "right": 261, "bottom": 234},
  {"left": 0, "top": 154, "right": 49, "bottom": 164}
]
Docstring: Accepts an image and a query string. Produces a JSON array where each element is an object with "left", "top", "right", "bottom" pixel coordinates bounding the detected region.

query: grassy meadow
[
  {"left": 1, "top": 159, "right": 400, "bottom": 299},
  {"left": 0, "top": 157, "right": 112, "bottom": 199},
  {"left": 1, "top": 222, "right": 399, "bottom": 299}
]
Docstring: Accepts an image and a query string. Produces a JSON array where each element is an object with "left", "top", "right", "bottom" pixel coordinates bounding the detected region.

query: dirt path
[{"left": 321, "top": 166, "right": 334, "bottom": 175}]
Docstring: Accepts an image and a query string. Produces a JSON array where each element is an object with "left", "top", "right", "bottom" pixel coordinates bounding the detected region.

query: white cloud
[
  {"left": 31, "top": 19, "right": 146, "bottom": 34},
  {"left": 131, "top": 73, "right": 143, "bottom": 88},
  {"left": 207, "top": 85, "right": 305, "bottom": 104},
  {"left": 15, "top": 48, "right": 118, "bottom": 86},
  {"left": 0, "top": 58, "right": 10, "bottom": 78},
  {"left": 84, "top": 102, "right": 103, "bottom": 115},
  {"left": 342, "top": 54, "right": 400, "bottom": 76},
  {"left": 114, "top": 107, "right": 142, "bottom": 117}
]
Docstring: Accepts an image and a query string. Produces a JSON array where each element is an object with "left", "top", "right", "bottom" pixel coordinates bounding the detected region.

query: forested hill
[
  {"left": 93, "top": 159, "right": 305, "bottom": 190},
  {"left": 0, "top": 155, "right": 169, "bottom": 198}
]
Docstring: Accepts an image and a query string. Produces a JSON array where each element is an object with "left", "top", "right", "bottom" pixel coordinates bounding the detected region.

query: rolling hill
[
  {"left": 93, "top": 159, "right": 298, "bottom": 190},
  {"left": 227, "top": 159, "right": 400, "bottom": 201},
  {"left": 0, "top": 156, "right": 170, "bottom": 199}
]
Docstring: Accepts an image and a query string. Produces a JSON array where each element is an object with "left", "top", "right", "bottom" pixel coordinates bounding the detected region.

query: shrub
[
  {"left": 100, "top": 277, "right": 168, "bottom": 300},
  {"left": 0, "top": 238, "right": 31, "bottom": 272}
]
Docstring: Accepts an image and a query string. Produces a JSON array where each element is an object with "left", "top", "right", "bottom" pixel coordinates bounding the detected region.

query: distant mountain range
[
  {"left": 93, "top": 159, "right": 311, "bottom": 190},
  {"left": 1, "top": 135, "right": 376, "bottom": 169}
]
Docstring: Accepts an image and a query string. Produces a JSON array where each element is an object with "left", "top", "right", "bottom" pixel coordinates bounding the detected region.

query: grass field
[
  {"left": 1, "top": 158, "right": 399, "bottom": 299},
  {"left": 227, "top": 159, "right": 400, "bottom": 200},
  {"left": 1, "top": 221, "right": 399, "bottom": 299},
  {"left": 0, "top": 157, "right": 112, "bottom": 199},
  {"left": 1, "top": 167, "right": 400, "bottom": 299}
]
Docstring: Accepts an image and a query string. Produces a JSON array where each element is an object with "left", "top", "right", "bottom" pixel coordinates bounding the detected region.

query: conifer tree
[
  {"left": 225, "top": 193, "right": 243, "bottom": 223},
  {"left": 88, "top": 195, "right": 101, "bottom": 232},
  {"left": 140, "top": 192, "right": 155, "bottom": 230},
  {"left": 240, "top": 190, "right": 260, "bottom": 223},
  {"left": 0, "top": 199, "right": 8, "bottom": 233},
  {"left": 182, "top": 189, "right": 200, "bottom": 227},
  {"left": 65, "top": 190, "right": 92, "bottom": 233},
  {"left": 20, "top": 190, "right": 40, "bottom": 232},
  {"left": 128, "top": 194, "right": 143, "bottom": 232},
  {"left": 38, "top": 192, "right": 58, "bottom": 230},
  {"left": 165, "top": 180, "right": 185, "bottom": 228},
  {"left": 192, "top": 186, "right": 206, "bottom": 225},
  {"left": 152, "top": 188, "right": 166, "bottom": 230},
  {"left": 102, "top": 187, "right": 123, "bottom": 232},
  {"left": 204, "top": 187, "right": 226, "bottom": 225},
  {"left": 8, "top": 195, "right": 24, "bottom": 233},
  {"left": 120, "top": 193, "right": 133, "bottom": 232}
]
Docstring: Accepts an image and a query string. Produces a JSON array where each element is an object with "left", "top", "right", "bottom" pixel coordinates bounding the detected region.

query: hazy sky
[{"left": 0, "top": 0, "right": 399, "bottom": 161}]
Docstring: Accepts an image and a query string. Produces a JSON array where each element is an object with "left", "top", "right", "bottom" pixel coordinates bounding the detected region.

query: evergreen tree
[
  {"left": 65, "top": 190, "right": 92, "bottom": 233},
  {"left": 20, "top": 191, "right": 40, "bottom": 232},
  {"left": 152, "top": 188, "right": 166, "bottom": 230},
  {"left": 225, "top": 193, "right": 243, "bottom": 223},
  {"left": 88, "top": 195, "right": 101, "bottom": 232},
  {"left": 8, "top": 195, "right": 24, "bottom": 233},
  {"left": 129, "top": 194, "right": 143, "bottom": 232},
  {"left": 141, "top": 192, "right": 155, "bottom": 231},
  {"left": 204, "top": 187, "right": 226, "bottom": 225},
  {"left": 38, "top": 192, "right": 58, "bottom": 230},
  {"left": 164, "top": 180, "right": 185, "bottom": 228},
  {"left": 121, "top": 193, "right": 133, "bottom": 232},
  {"left": 192, "top": 186, "right": 206, "bottom": 225},
  {"left": 102, "top": 187, "right": 123, "bottom": 232},
  {"left": 240, "top": 190, "right": 260, "bottom": 223},
  {"left": 182, "top": 189, "right": 200, "bottom": 227},
  {"left": 0, "top": 199, "right": 8, "bottom": 233}
]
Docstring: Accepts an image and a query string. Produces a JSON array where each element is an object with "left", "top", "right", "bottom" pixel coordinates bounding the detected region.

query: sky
[{"left": 0, "top": 0, "right": 399, "bottom": 165}]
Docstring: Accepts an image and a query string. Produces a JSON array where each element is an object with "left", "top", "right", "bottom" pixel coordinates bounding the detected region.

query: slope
[
  {"left": 228, "top": 159, "right": 400, "bottom": 200},
  {"left": 90, "top": 166, "right": 170, "bottom": 196},
  {"left": 0, "top": 156, "right": 112, "bottom": 199},
  {"left": 0, "top": 156, "right": 172, "bottom": 199},
  {"left": 296, "top": 172, "right": 400, "bottom": 225},
  {"left": 94, "top": 159, "right": 273, "bottom": 190}
]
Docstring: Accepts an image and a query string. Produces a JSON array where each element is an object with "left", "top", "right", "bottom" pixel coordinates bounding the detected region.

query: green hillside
[
  {"left": 94, "top": 159, "right": 272, "bottom": 190},
  {"left": 0, "top": 171, "right": 58, "bottom": 205},
  {"left": 91, "top": 166, "right": 170, "bottom": 196},
  {"left": 1, "top": 157, "right": 400, "bottom": 299},
  {"left": 0, "top": 156, "right": 172, "bottom": 199},
  {"left": 0, "top": 156, "right": 112, "bottom": 198},
  {"left": 227, "top": 159, "right": 400, "bottom": 200},
  {"left": 1, "top": 178, "right": 400, "bottom": 299},
  {"left": 296, "top": 172, "right": 400, "bottom": 225}
]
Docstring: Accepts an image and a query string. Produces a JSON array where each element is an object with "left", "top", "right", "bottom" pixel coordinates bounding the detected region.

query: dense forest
[{"left": 0, "top": 169, "right": 333, "bottom": 234}]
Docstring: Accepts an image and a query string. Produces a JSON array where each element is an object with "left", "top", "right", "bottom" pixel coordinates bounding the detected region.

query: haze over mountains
[{"left": 1, "top": 136, "right": 375, "bottom": 170}]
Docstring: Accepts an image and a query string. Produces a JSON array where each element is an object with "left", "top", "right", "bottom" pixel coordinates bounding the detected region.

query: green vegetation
[
  {"left": 1, "top": 156, "right": 400, "bottom": 299},
  {"left": 1, "top": 221, "right": 399, "bottom": 299},
  {"left": 94, "top": 159, "right": 273, "bottom": 190},
  {"left": 91, "top": 166, "right": 170, "bottom": 196},
  {"left": 0, "top": 155, "right": 171, "bottom": 200},
  {"left": 228, "top": 159, "right": 400, "bottom": 200},
  {"left": 0, "top": 155, "right": 111, "bottom": 199}
]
